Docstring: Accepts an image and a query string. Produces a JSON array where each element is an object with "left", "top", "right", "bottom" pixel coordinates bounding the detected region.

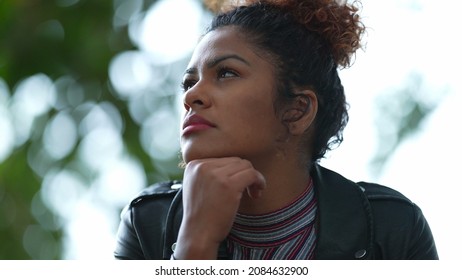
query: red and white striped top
[{"left": 227, "top": 179, "right": 317, "bottom": 259}]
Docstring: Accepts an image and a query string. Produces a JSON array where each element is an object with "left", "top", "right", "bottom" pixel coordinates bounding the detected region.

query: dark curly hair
[{"left": 204, "top": 0, "right": 365, "bottom": 162}]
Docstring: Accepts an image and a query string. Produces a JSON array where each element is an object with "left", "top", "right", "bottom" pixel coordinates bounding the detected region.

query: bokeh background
[{"left": 0, "top": 0, "right": 460, "bottom": 260}]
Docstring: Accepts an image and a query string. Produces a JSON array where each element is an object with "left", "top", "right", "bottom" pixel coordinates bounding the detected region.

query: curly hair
[{"left": 203, "top": 0, "right": 365, "bottom": 162}]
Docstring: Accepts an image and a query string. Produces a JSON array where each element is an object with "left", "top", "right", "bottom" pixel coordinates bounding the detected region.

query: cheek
[{"left": 236, "top": 95, "right": 280, "bottom": 134}]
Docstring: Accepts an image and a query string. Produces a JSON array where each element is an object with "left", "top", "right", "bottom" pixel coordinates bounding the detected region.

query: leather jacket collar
[{"left": 312, "top": 164, "right": 373, "bottom": 259}]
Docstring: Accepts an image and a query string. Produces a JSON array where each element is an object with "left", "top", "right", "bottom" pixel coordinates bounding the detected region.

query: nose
[{"left": 183, "top": 81, "right": 211, "bottom": 111}]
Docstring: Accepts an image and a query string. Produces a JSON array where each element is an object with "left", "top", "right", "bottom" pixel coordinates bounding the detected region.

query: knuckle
[
  {"left": 189, "top": 160, "right": 208, "bottom": 173},
  {"left": 240, "top": 159, "right": 253, "bottom": 168}
]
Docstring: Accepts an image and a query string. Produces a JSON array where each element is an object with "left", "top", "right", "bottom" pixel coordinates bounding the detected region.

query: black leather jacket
[{"left": 114, "top": 164, "right": 438, "bottom": 259}]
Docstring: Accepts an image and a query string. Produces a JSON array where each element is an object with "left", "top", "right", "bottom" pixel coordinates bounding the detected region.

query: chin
[
  {"left": 181, "top": 148, "right": 239, "bottom": 163},
  {"left": 180, "top": 149, "right": 211, "bottom": 164}
]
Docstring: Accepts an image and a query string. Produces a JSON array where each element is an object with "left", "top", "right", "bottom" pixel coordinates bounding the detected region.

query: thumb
[{"left": 246, "top": 171, "right": 266, "bottom": 199}]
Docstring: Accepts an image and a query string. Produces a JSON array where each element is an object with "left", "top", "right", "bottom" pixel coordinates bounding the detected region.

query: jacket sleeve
[
  {"left": 113, "top": 182, "right": 180, "bottom": 260},
  {"left": 114, "top": 205, "right": 145, "bottom": 260},
  {"left": 406, "top": 204, "right": 438, "bottom": 259}
]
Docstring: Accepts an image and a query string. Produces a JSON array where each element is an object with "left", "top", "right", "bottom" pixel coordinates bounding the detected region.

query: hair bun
[
  {"left": 204, "top": 0, "right": 252, "bottom": 13},
  {"left": 204, "top": 0, "right": 365, "bottom": 68},
  {"left": 281, "top": 0, "right": 365, "bottom": 68}
]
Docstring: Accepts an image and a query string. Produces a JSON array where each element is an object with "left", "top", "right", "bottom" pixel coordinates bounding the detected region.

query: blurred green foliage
[
  {"left": 370, "top": 73, "right": 443, "bottom": 176},
  {"left": 0, "top": 0, "right": 114, "bottom": 260},
  {"left": 0, "top": 0, "right": 187, "bottom": 259}
]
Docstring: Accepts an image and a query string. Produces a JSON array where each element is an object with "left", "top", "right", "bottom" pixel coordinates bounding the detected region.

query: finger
[
  {"left": 247, "top": 171, "right": 266, "bottom": 199},
  {"left": 212, "top": 158, "right": 253, "bottom": 175},
  {"left": 228, "top": 168, "right": 266, "bottom": 199}
]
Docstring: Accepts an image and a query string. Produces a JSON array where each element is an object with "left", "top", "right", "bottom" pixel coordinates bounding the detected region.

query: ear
[{"left": 282, "top": 89, "right": 318, "bottom": 136}]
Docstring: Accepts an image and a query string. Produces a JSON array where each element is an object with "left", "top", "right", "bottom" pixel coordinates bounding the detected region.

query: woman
[{"left": 114, "top": 0, "right": 438, "bottom": 260}]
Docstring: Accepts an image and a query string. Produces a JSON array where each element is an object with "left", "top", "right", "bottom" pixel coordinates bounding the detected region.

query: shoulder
[
  {"left": 356, "top": 180, "right": 418, "bottom": 223},
  {"left": 119, "top": 180, "right": 182, "bottom": 228},
  {"left": 115, "top": 180, "right": 183, "bottom": 260},
  {"left": 356, "top": 181, "right": 412, "bottom": 204},
  {"left": 356, "top": 181, "right": 438, "bottom": 259},
  {"left": 128, "top": 180, "right": 182, "bottom": 207}
]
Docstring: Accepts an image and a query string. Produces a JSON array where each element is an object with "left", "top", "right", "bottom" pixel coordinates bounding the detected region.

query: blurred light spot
[
  {"left": 22, "top": 224, "right": 59, "bottom": 259},
  {"left": 152, "top": 157, "right": 183, "bottom": 181},
  {"left": 79, "top": 102, "right": 123, "bottom": 136},
  {"left": 9, "top": 105, "right": 32, "bottom": 147},
  {"left": 56, "top": 0, "right": 80, "bottom": 7},
  {"left": 83, "top": 80, "right": 103, "bottom": 101},
  {"left": 113, "top": 0, "right": 143, "bottom": 28},
  {"left": 127, "top": 80, "right": 173, "bottom": 125},
  {"left": 31, "top": 192, "right": 62, "bottom": 231},
  {"left": 27, "top": 143, "right": 55, "bottom": 178},
  {"left": 138, "top": 0, "right": 204, "bottom": 64},
  {"left": 100, "top": 102, "right": 124, "bottom": 133},
  {"left": 43, "top": 111, "right": 78, "bottom": 160},
  {"left": 10, "top": 74, "right": 56, "bottom": 146},
  {"left": 94, "top": 156, "right": 146, "bottom": 207},
  {"left": 73, "top": 101, "right": 96, "bottom": 128},
  {"left": 53, "top": 76, "right": 85, "bottom": 109},
  {"left": 127, "top": 95, "right": 150, "bottom": 125},
  {"left": 78, "top": 127, "right": 123, "bottom": 172},
  {"left": 0, "top": 106, "right": 14, "bottom": 163},
  {"left": 41, "top": 169, "right": 86, "bottom": 219},
  {"left": 109, "top": 51, "right": 155, "bottom": 98},
  {"left": 127, "top": 9, "right": 144, "bottom": 47},
  {"left": 36, "top": 20, "right": 65, "bottom": 41},
  {"left": 401, "top": 0, "right": 424, "bottom": 10},
  {"left": 66, "top": 82, "right": 85, "bottom": 107},
  {"left": 174, "top": 90, "right": 186, "bottom": 118},
  {"left": 13, "top": 73, "right": 56, "bottom": 115},
  {"left": 140, "top": 107, "right": 180, "bottom": 161},
  {"left": 63, "top": 199, "right": 116, "bottom": 259}
]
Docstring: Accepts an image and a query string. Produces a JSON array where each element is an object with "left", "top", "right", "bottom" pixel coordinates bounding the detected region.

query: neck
[{"left": 238, "top": 149, "right": 312, "bottom": 215}]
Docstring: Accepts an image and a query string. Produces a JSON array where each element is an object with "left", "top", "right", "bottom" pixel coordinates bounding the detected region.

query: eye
[
  {"left": 181, "top": 78, "right": 196, "bottom": 92},
  {"left": 217, "top": 66, "right": 238, "bottom": 79}
]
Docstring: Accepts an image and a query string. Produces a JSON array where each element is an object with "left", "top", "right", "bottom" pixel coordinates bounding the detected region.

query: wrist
[{"left": 173, "top": 230, "right": 220, "bottom": 260}]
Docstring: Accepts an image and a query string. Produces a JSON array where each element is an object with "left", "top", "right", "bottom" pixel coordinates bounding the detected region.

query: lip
[{"left": 182, "top": 114, "right": 216, "bottom": 136}]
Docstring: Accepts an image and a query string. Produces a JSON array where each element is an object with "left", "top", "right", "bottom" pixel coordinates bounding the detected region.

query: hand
[{"left": 174, "top": 157, "right": 266, "bottom": 259}]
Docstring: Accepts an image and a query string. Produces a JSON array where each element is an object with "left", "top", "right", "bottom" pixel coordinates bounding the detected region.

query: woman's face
[{"left": 180, "top": 26, "right": 286, "bottom": 164}]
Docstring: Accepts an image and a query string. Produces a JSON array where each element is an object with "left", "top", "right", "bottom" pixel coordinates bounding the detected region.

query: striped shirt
[{"left": 227, "top": 179, "right": 317, "bottom": 259}]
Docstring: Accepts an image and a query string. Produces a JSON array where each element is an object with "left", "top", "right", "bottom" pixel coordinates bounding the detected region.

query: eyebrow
[{"left": 184, "top": 54, "right": 250, "bottom": 75}]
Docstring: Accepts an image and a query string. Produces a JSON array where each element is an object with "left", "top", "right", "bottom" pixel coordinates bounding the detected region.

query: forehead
[{"left": 188, "top": 26, "right": 267, "bottom": 68}]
